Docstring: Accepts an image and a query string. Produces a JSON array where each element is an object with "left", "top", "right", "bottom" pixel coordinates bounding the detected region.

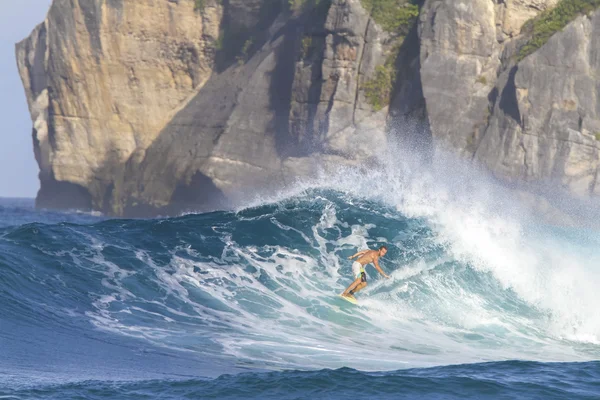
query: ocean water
[{"left": 1, "top": 154, "right": 600, "bottom": 399}]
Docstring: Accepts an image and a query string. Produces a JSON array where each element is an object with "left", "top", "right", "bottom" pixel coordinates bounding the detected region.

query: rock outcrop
[
  {"left": 415, "top": 0, "right": 600, "bottom": 197},
  {"left": 17, "top": 0, "right": 222, "bottom": 212},
  {"left": 477, "top": 10, "right": 600, "bottom": 196},
  {"left": 18, "top": 0, "right": 392, "bottom": 215},
  {"left": 119, "top": 0, "right": 390, "bottom": 216},
  {"left": 17, "top": 0, "right": 600, "bottom": 216},
  {"left": 416, "top": 0, "right": 558, "bottom": 155}
]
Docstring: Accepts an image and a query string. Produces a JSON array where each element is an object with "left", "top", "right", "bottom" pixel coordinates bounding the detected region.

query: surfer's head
[{"left": 378, "top": 245, "right": 387, "bottom": 256}]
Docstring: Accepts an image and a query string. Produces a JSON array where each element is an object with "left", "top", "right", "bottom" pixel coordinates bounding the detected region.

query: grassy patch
[
  {"left": 236, "top": 38, "right": 254, "bottom": 65},
  {"left": 362, "top": 36, "right": 405, "bottom": 111},
  {"left": 364, "top": 65, "right": 395, "bottom": 111},
  {"left": 360, "top": 0, "right": 419, "bottom": 34},
  {"left": 301, "top": 36, "right": 313, "bottom": 59},
  {"left": 518, "top": 0, "right": 600, "bottom": 61},
  {"left": 299, "top": 35, "right": 326, "bottom": 62},
  {"left": 476, "top": 75, "right": 487, "bottom": 85},
  {"left": 358, "top": 1, "right": 420, "bottom": 109},
  {"left": 595, "top": 132, "right": 600, "bottom": 141}
]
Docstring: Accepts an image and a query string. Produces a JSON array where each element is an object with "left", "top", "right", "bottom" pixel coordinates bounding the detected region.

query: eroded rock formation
[{"left": 16, "top": 0, "right": 600, "bottom": 215}]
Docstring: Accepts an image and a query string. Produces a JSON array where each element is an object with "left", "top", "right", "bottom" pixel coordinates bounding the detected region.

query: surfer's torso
[{"left": 355, "top": 250, "right": 381, "bottom": 266}]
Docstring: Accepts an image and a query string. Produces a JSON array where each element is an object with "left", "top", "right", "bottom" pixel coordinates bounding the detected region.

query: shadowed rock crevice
[
  {"left": 389, "top": 19, "right": 432, "bottom": 154},
  {"left": 303, "top": 35, "right": 330, "bottom": 155},
  {"left": 169, "top": 171, "right": 229, "bottom": 213},
  {"left": 215, "top": 0, "right": 284, "bottom": 71},
  {"left": 37, "top": 176, "right": 93, "bottom": 211},
  {"left": 117, "top": 66, "right": 243, "bottom": 215},
  {"left": 115, "top": 169, "right": 231, "bottom": 218},
  {"left": 271, "top": 23, "right": 300, "bottom": 157},
  {"left": 499, "top": 66, "right": 521, "bottom": 124},
  {"left": 275, "top": 2, "right": 332, "bottom": 158},
  {"left": 300, "top": 2, "right": 333, "bottom": 155}
]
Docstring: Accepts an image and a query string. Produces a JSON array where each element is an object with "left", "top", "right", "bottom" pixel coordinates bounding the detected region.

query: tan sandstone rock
[{"left": 17, "top": 0, "right": 222, "bottom": 212}]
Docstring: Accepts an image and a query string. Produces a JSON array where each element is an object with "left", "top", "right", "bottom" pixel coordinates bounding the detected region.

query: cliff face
[
  {"left": 413, "top": 0, "right": 600, "bottom": 197},
  {"left": 119, "top": 0, "right": 391, "bottom": 216},
  {"left": 17, "top": 0, "right": 222, "bottom": 212},
  {"left": 16, "top": 0, "right": 600, "bottom": 215},
  {"left": 417, "top": 0, "right": 558, "bottom": 155},
  {"left": 476, "top": 10, "right": 600, "bottom": 196},
  {"left": 18, "top": 0, "right": 393, "bottom": 215}
]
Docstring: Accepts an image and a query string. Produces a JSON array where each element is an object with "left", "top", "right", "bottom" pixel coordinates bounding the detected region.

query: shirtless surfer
[{"left": 342, "top": 245, "right": 390, "bottom": 301}]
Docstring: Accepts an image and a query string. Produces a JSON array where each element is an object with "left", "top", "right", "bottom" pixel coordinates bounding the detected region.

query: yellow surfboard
[{"left": 339, "top": 293, "right": 358, "bottom": 305}]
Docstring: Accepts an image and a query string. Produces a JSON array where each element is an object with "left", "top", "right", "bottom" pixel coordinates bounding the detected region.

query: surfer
[{"left": 342, "top": 245, "right": 390, "bottom": 301}]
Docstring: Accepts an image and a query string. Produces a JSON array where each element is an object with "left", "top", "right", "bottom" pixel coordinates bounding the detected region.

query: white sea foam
[{"left": 81, "top": 139, "right": 600, "bottom": 371}]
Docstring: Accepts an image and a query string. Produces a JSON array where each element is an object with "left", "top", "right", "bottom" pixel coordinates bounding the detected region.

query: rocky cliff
[
  {"left": 417, "top": 0, "right": 600, "bottom": 198},
  {"left": 16, "top": 0, "right": 222, "bottom": 213},
  {"left": 476, "top": 6, "right": 600, "bottom": 196},
  {"left": 16, "top": 0, "right": 600, "bottom": 216}
]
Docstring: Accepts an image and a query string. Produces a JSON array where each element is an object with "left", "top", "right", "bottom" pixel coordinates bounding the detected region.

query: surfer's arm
[
  {"left": 348, "top": 250, "right": 369, "bottom": 259},
  {"left": 374, "top": 258, "right": 390, "bottom": 279}
]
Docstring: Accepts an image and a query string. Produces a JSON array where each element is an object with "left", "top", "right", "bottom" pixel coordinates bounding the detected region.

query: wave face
[{"left": 1, "top": 150, "right": 600, "bottom": 397}]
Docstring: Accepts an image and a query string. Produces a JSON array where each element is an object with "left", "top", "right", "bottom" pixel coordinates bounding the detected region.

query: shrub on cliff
[
  {"left": 364, "top": 65, "right": 395, "bottom": 111},
  {"left": 360, "top": 0, "right": 419, "bottom": 34},
  {"left": 519, "top": 0, "right": 600, "bottom": 61},
  {"left": 363, "top": 42, "right": 403, "bottom": 111},
  {"left": 361, "top": 1, "right": 420, "bottom": 111}
]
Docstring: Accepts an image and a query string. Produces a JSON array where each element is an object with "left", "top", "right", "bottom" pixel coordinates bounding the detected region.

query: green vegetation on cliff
[
  {"left": 519, "top": 0, "right": 600, "bottom": 61},
  {"left": 301, "top": 36, "right": 312, "bottom": 59},
  {"left": 363, "top": 42, "right": 403, "bottom": 111},
  {"left": 364, "top": 65, "right": 395, "bottom": 111},
  {"left": 237, "top": 39, "right": 254, "bottom": 65},
  {"left": 359, "top": 1, "right": 420, "bottom": 110},
  {"left": 360, "top": 0, "right": 419, "bottom": 34}
]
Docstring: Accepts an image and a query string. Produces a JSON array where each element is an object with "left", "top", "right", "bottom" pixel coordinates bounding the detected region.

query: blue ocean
[{"left": 1, "top": 160, "right": 600, "bottom": 399}]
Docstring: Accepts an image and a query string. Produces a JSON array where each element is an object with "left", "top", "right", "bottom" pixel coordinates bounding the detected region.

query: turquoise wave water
[{"left": 1, "top": 160, "right": 600, "bottom": 399}]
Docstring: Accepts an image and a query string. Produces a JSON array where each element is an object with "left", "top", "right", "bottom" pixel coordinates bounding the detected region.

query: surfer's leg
[
  {"left": 343, "top": 277, "right": 362, "bottom": 296},
  {"left": 351, "top": 281, "right": 367, "bottom": 295},
  {"left": 349, "top": 272, "right": 367, "bottom": 295},
  {"left": 344, "top": 272, "right": 367, "bottom": 297}
]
